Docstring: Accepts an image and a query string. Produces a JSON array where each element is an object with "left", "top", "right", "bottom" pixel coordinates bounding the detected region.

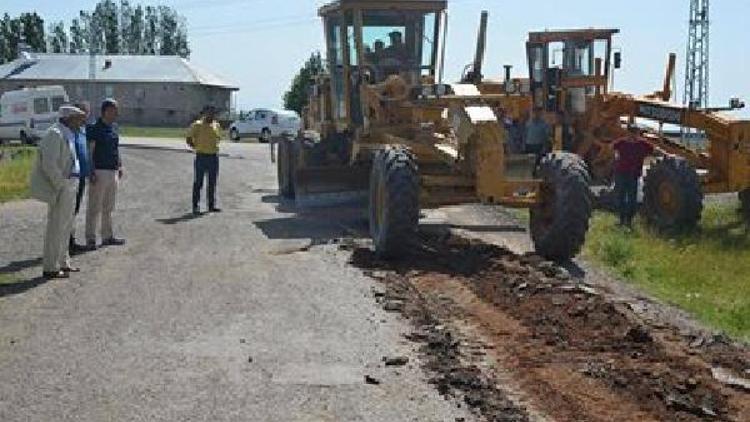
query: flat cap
[{"left": 58, "top": 105, "right": 86, "bottom": 118}]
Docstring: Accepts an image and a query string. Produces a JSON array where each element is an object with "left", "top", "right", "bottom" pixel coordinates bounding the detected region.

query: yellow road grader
[
  {"left": 277, "top": 0, "right": 592, "bottom": 261},
  {"left": 466, "top": 20, "right": 750, "bottom": 231}
]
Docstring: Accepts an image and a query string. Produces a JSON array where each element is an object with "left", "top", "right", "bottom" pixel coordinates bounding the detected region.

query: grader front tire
[
  {"left": 369, "top": 147, "right": 420, "bottom": 259},
  {"left": 530, "top": 153, "right": 593, "bottom": 262},
  {"left": 642, "top": 157, "right": 703, "bottom": 232}
]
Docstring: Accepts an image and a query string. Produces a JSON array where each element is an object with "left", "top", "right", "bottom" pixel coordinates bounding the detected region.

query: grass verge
[
  {"left": 119, "top": 126, "right": 189, "bottom": 139},
  {"left": 0, "top": 147, "right": 36, "bottom": 203},
  {"left": 583, "top": 203, "right": 750, "bottom": 341},
  {"left": 120, "top": 126, "right": 228, "bottom": 139}
]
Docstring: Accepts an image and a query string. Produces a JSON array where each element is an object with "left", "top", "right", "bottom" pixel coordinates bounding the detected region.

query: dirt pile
[{"left": 351, "top": 231, "right": 750, "bottom": 421}]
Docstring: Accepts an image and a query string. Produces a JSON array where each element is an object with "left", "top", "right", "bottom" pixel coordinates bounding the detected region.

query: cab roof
[
  {"left": 319, "top": 0, "right": 447, "bottom": 17},
  {"left": 528, "top": 28, "right": 620, "bottom": 43}
]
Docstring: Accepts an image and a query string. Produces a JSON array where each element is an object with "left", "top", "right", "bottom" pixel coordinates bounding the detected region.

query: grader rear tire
[
  {"left": 530, "top": 152, "right": 592, "bottom": 262},
  {"left": 277, "top": 139, "right": 294, "bottom": 199},
  {"left": 369, "top": 147, "right": 419, "bottom": 258},
  {"left": 642, "top": 156, "right": 703, "bottom": 232},
  {"left": 740, "top": 189, "right": 750, "bottom": 223}
]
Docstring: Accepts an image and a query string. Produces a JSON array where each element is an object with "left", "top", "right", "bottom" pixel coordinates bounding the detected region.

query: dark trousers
[
  {"left": 70, "top": 177, "right": 86, "bottom": 244},
  {"left": 615, "top": 172, "right": 639, "bottom": 226},
  {"left": 525, "top": 143, "right": 546, "bottom": 168},
  {"left": 193, "top": 154, "right": 219, "bottom": 209}
]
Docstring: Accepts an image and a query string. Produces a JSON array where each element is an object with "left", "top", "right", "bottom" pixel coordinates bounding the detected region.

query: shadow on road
[
  {"left": 254, "top": 195, "right": 367, "bottom": 242},
  {"left": 422, "top": 223, "right": 527, "bottom": 234},
  {"left": 156, "top": 213, "right": 204, "bottom": 225},
  {"left": 0, "top": 257, "right": 42, "bottom": 274},
  {"left": 0, "top": 276, "right": 49, "bottom": 298}
]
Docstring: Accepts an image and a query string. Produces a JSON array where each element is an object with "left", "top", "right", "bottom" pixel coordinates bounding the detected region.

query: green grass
[
  {"left": 119, "top": 126, "right": 190, "bottom": 139},
  {"left": 0, "top": 147, "right": 36, "bottom": 203},
  {"left": 0, "top": 272, "right": 17, "bottom": 285},
  {"left": 583, "top": 203, "right": 750, "bottom": 341},
  {"left": 120, "top": 126, "right": 228, "bottom": 139}
]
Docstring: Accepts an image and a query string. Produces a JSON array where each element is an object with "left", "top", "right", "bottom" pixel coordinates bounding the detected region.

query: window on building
[
  {"left": 167, "top": 109, "right": 176, "bottom": 116},
  {"left": 34, "top": 98, "right": 50, "bottom": 114},
  {"left": 105, "top": 85, "right": 114, "bottom": 98},
  {"left": 135, "top": 88, "right": 146, "bottom": 100},
  {"left": 51, "top": 96, "right": 65, "bottom": 112}
]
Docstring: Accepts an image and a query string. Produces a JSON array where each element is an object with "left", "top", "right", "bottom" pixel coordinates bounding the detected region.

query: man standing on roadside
[
  {"left": 86, "top": 99, "right": 126, "bottom": 248},
  {"left": 69, "top": 101, "right": 95, "bottom": 254},
  {"left": 29, "top": 105, "right": 87, "bottom": 279},
  {"left": 613, "top": 124, "right": 655, "bottom": 228},
  {"left": 187, "top": 105, "right": 222, "bottom": 215}
]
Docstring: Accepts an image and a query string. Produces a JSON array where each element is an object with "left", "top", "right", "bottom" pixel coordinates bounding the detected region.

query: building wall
[{"left": 0, "top": 80, "right": 233, "bottom": 127}]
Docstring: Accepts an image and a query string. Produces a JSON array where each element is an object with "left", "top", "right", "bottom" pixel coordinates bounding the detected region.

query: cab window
[
  {"left": 34, "top": 97, "right": 50, "bottom": 114},
  {"left": 51, "top": 96, "right": 66, "bottom": 112}
]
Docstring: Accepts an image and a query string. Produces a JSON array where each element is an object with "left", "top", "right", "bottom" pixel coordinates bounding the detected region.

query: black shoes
[
  {"left": 42, "top": 270, "right": 69, "bottom": 280},
  {"left": 208, "top": 207, "right": 222, "bottom": 213},
  {"left": 70, "top": 241, "right": 97, "bottom": 254},
  {"left": 102, "top": 237, "right": 126, "bottom": 246}
]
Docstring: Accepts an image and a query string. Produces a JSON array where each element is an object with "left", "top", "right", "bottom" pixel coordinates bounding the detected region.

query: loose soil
[{"left": 350, "top": 230, "right": 750, "bottom": 421}]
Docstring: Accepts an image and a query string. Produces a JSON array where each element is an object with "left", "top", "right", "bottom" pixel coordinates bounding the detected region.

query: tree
[
  {"left": 69, "top": 18, "right": 86, "bottom": 53},
  {"left": 119, "top": 0, "right": 133, "bottom": 54},
  {"left": 80, "top": 11, "right": 104, "bottom": 54},
  {"left": 47, "top": 21, "right": 68, "bottom": 53},
  {"left": 19, "top": 12, "right": 46, "bottom": 53},
  {"left": 2, "top": 15, "right": 22, "bottom": 62},
  {"left": 142, "top": 6, "right": 158, "bottom": 55},
  {"left": 126, "top": 5, "right": 144, "bottom": 54},
  {"left": 175, "top": 16, "right": 190, "bottom": 58},
  {"left": 157, "top": 6, "right": 178, "bottom": 55},
  {"left": 94, "top": 0, "right": 120, "bottom": 54},
  {"left": 284, "top": 52, "right": 325, "bottom": 115},
  {"left": 0, "top": 14, "right": 13, "bottom": 63}
]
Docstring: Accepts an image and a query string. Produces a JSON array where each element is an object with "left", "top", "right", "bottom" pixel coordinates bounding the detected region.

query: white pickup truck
[
  {"left": 0, "top": 86, "right": 69, "bottom": 145},
  {"left": 229, "top": 108, "right": 301, "bottom": 143}
]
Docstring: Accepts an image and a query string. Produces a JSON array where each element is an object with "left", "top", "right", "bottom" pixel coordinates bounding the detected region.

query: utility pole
[{"left": 682, "top": 0, "right": 710, "bottom": 144}]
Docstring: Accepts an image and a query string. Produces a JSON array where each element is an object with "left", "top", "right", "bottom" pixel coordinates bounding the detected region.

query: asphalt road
[{"left": 0, "top": 139, "right": 473, "bottom": 422}]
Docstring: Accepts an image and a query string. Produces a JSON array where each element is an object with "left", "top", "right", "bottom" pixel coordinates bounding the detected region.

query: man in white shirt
[{"left": 29, "top": 105, "right": 87, "bottom": 279}]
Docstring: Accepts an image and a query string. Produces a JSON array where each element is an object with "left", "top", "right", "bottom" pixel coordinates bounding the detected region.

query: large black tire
[
  {"left": 642, "top": 156, "right": 703, "bottom": 232},
  {"left": 739, "top": 189, "right": 750, "bottom": 223},
  {"left": 369, "top": 147, "right": 420, "bottom": 258},
  {"left": 530, "top": 152, "right": 593, "bottom": 262},
  {"left": 277, "top": 138, "right": 294, "bottom": 199}
]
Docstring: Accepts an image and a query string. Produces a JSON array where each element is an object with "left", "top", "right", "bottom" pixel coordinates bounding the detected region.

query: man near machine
[
  {"left": 613, "top": 124, "right": 655, "bottom": 228},
  {"left": 525, "top": 107, "right": 552, "bottom": 162},
  {"left": 29, "top": 105, "right": 87, "bottom": 279},
  {"left": 187, "top": 105, "right": 223, "bottom": 216}
]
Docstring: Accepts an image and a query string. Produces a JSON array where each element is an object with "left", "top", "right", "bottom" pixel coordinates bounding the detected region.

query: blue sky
[{"left": 5, "top": 0, "right": 749, "bottom": 116}]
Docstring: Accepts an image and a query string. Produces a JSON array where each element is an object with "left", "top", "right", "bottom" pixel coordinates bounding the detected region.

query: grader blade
[{"left": 293, "top": 166, "right": 370, "bottom": 208}]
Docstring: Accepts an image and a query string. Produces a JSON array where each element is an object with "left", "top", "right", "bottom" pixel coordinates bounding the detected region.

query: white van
[
  {"left": 229, "top": 108, "right": 301, "bottom": 143},
  {"left": 0, "top": 86, "right": 69, "bottom": 144}
]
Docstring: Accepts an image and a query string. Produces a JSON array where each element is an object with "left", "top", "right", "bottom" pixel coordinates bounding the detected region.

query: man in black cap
[{"left": 186, "top": 105, "right": 223, "bottom": 215}]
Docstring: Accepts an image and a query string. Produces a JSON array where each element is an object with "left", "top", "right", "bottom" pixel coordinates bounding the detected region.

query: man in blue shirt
[
  {"left": 85, "top": 99, "right": 126, "bottom": 248},
  {"left": 69, "top": 102, "right": 95, "bottom": 253}
]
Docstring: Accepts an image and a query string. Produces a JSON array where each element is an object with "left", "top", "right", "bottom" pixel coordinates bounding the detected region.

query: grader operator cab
[{"left": 278, "top": 0, "right": 593, "bottom": 261}]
